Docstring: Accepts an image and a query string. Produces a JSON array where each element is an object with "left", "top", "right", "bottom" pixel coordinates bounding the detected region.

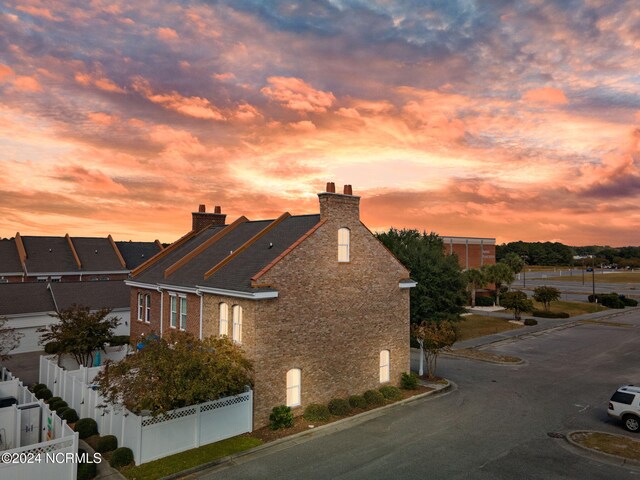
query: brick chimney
[
  {"left": 318, "top": 183, "right": 360, "bottom": 221},
  {"left": 192, "top": 204, "right": 227, "bottom": 231}
]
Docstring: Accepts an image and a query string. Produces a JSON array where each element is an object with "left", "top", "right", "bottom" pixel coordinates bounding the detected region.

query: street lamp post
[{"left": 592, "top": 260, "right": 596, "bottom": 298}]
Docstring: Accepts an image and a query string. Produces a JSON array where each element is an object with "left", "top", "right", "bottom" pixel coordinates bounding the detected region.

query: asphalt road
[{"left": 195, "top": 309, "right": 640, "bottom": 480}]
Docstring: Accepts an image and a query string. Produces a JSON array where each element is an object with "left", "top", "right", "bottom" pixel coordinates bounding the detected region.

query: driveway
[{"left": 193, "top": 309, "right": 640, "bottom": 480}]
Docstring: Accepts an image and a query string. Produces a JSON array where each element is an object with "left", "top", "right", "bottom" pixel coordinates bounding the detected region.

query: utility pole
[{"left": 592, "top": 259, "right": 596, "bottom": 298}]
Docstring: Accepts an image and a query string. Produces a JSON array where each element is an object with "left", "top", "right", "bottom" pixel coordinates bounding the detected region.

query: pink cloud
[
  {"left": 261, "top": 77, "right": 336, "bottom": 113},
  {"left": 0, "top": 64, "right": 14, "bottom": 78},
  {"left": 156, "top": 27, "right": 179, "bottom": 41},
  {"left": 523, "top": 87, "right": 568, "bottom": 105},
  {"left": 75, "top": 72, "right": 125, "bottom": 93},
  {"left": 132, "top": 77, "right": 225, "bottom": 120},
  {"left": 15, "top": 5, "right": 63, "bottom": 22},
  {"left": 87, "top": 112, "right": 117, "bottom": 126},
  {"left": 13, "top": 75, "right": 42, "bottom": 92}
]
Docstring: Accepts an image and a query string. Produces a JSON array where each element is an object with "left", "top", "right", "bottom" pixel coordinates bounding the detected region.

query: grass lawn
[
  {"left": 570, "top": 431, "right": 640, "bottom": 461},
  {"left": 550, "top": 271, "right": 640, "bottom": 284},
  {"left": 456, "top": 315, "right": 522, "bottom": 341},
  {"left": 531, "top": 300, "right": 607, "bottom": 316},
  {"left": 120, "top": 434, "right": 263, "bottom": 480}
]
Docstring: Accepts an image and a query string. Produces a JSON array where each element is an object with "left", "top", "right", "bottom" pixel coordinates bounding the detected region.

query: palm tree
[
  {"left": 463, "top": 269, "right": 487, "bottom": 307},
  {"left": 482, "top": 263, "right": 515, "bottom": 306}
]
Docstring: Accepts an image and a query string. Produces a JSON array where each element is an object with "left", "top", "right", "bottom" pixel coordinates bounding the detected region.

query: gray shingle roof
[
  {"left": 0, "top": 239, "right": 22, "bottom": 274},
  {"left": 50, "top": 281, "right": 130, "bottom": 311},
  {"left": 0, "top": 283, "right": 55, "bottom": 315},
  {"left": 134, "top": 214, "right": 322, "bottom": 293},
  {"left": 22, "top": 236, "right": 78, "bottom": 274},
  {"left": 72, "top": 237, "right": 126, "bottom": 272},
  {"left": 116, "top": 241, "right": 163, "bottom": 269}
]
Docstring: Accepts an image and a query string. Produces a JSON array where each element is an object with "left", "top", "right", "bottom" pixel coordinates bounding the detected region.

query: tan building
[
  {"left": 441, "top": 236, "right": 496, "bottom": 270},
  {"left": 127, "top": 183, "right": 414, "bottom": 427}
]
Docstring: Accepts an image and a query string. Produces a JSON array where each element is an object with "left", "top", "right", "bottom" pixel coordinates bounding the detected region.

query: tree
[
  {"left": 501, "top": 253, "right": 525, "bottom": 275},
  {"left": 501, "top": 291, "right": 534, "bottom": 320},
  {"left": 411, "top": 321, "right": 457, "bottom": 379},
  {"left": 376, "top": 228, "right": 467, "bottom": 323},
  {"left": 482, "top": 263, "right": 515, "bottom": 306},
  {"left": 37, "top": 305, "right": 120, "bottom": 367},
  {"left": 95, "top": 332, "right": 253, "bottom": 415},
  {"left": 0, "top": 317, "right": 23, "bottom": 361},
  {"left": 532, "top": 286, "right": 561, "bottom": 311},
  {"left": 462, "top": 268, "right": 487, "bottom": 307}
]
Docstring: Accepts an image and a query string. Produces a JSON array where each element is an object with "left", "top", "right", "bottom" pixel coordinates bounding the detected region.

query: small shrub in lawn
[
  {"left": 531, "top": 310, "right": 570, "bottom": 318},
  {"left": 379, "top": 386, "right": 402, "bottom": 401},
  {"left": 348, "top": 395, "right": 367, "bottom": 409},
  {"left": 600, "top": 295, "right": 625, "bottom": 309},
  {"left": 474, "top": 296, "right": 495, "bottom": 307},
  {"left": 363, "top": 389, "right": 385, "bottom": 406},
  {"left": 62, "top": 408, "right": 79, "bottom": 424},
  {"left": 303, "top": 403, "right": 330, "bottom": 422},
  {"left": 401, "top": 372, "right": 419, "bottom": 390},
  {"left": 109, "top": 447, "right": 134, "bottom": 469},
  {"left": 75, "top": 418, "right": 99, "bottom": 439},
  {"left": 328, "top": 398, "right": 351, "bottom": 416},
  {"left": 96, "top": 434, "right": 118, "bottom": 453},
  {"left": 31, "top": 383, "right": 47, "bottom": 393},
  {"left": 35, "top": 388, "right": 52, "bottom": 401},
  {"left": 269, "top": 405, "right": 294, "bottom": 430},
  {"left": 524, "top": 318, "right": 538, "bottom": 326},
  {"left": 620, "top": 296, "right": 638, "bottom": 307},
  {"left": 50, "top": 399, "right": 68, "bottom": 411}
]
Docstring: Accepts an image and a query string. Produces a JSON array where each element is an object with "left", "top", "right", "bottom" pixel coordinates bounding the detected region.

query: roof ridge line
[
  {"left": 108, "top": 234, "right": 127, "bottom": 268},
  {"left": 65, "top": 233, "right": 82, "bottom": 269},
  {"left": 251, "top": 218, "right": 327, "bottom": 283},
  {"left": 14, "top": 232, "right": 28, "bottom": 275},
  {"left": 132, "top": 229, "right": 201, "bottom": 277},
  {"left": 203, "top": 212, "right": 291, "bottom": 280},
  {"left": 163, "top": 216, "right": 249, "bottom": 279}
]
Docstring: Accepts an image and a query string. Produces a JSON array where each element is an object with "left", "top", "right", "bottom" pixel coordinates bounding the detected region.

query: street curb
[
  {"left": 441, "top": 350, "right": 526, "bottom": 366},
  {"left": 565, "top": 430, "right": 640, "bottom": 468},
  {"left": 162, "top": 381, "right": 452, "bottom": 480}
]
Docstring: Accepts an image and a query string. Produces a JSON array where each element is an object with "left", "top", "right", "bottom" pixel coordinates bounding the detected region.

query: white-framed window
[
  {"left": 286, "top": 368, "right": 301, "bottom": 407},
  {"left": 219, "top": 303, "right": 229, "bottom": 336},
  {"left": 51, "top": 276, "right": 61, "bottom": 282},
  {"left": 338, "top": 228, "right": 350, "bottom": 262},
  {"left": 180, "top": 296, "right": 187, "bottom": 331},
  {"left": 232, "top": 305, "right": 242, "bottom": 344},
  {"left": 145, "top": 294, "right": 151, "bottom": 323},
  {"left": 170, "top": 295, "right": 177, "bottom": 328},
  {"left": 379, "top": 350, "right": 390, "bottom": 383},
  {"left": 37, "top": 276, "right": 48, "bottom": 283},
  {"left": 137, "top": 293, "right": 144, "bottom": 321}
]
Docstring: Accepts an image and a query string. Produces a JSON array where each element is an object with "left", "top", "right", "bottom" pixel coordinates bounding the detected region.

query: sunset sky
[{"left": 1, "top": 1, "right": 639, "bottom": 246}]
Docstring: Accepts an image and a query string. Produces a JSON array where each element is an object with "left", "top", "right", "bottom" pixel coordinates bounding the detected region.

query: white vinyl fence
[
  {"left": 39, "top": 356, "right": 253, "bottom": 465},
  {"left": 0, "top": 366, "right": 78, "bottom": 480}
]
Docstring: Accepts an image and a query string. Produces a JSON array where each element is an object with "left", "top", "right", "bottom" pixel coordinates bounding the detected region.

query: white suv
[{"left": 608, "top": 385, "right": 640, "bottom": 432}]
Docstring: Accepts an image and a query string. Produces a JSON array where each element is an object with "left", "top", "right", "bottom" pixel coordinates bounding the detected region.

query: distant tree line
[{"left": 496, "top": 242, "right": 640, "bottom": 267}]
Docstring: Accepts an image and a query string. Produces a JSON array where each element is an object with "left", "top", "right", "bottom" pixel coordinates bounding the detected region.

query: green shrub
[
  {"left": 75, "top": 418, "right": 99, "bottom": 439},
  {"left": 524, "top": 318, "right": 538, "bottom": 326},
  {"left": 379, "top": 386, "right": 402, "bottom": 401},
  {"left": 303, "top": 403, "right": 330, "bottom": 422},
  {"left": 620, "top": 296, "right": 638, "bottom": 307},
  {"left": 363, "top": 389, "right": 385, "bottom": 406},
  {"left": 269, "top": 405, "right": 294, "bottom": 430},
  {"left": 50, "top": 399, "right": 68, "bottom": 411},
  {"left": 601, "top": 295, "right": 625, "bottom": 309},
  {"left": 35, "top": 388, "right": 52, "bottom": 401},
  {"left": 44, "top": 342, "right": 61, "bottom": 354},
  {"left": 47, "top": 396, "right": 63, "bottom": 405},
  {"left": 109, "top": 336, "right": 131, "bottom": 347},
  {"left": 31, "top": 383, "right": 47, "bottom": 393},
  {"left": 328, "top": 398, "right": 351, "bottom": 416},
  {"left": 348, "top": 395, "right": 367, "bottom": 409},
  {"left": 400, "top": 372, "right": 419, "bottom": 390},
  {"left": 56, "top": 406, "right": 70, "bottom": 416},
  {"left": 474, "top": 296, "right": 494, "bottom": 307},
  {"left": 531, "top": 310, "right": 570, "bottom": 318},
  {"left": 109, "top": 447, "right": 134, "bottom": 469},
  {"left": 61, "top": 408, "right": 79, "bottom": 424},
  {"left": 77, "top": 449, "right": 97, "bottom": 480},
  {"left": 96, "top": 434, "right": 118, "bottom": 453}
]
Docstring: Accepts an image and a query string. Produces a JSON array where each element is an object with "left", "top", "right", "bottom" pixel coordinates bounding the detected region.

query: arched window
[
  {"left": 219, "top": 303, "right": 229, "bottom": 336},
  {"left": 286, "top": 368, "right": 301, "bottom": 407},
  {"left": 379, "top": 350, "right": 390, "bottom": 383},
  {"left": 232, "top": 305, "right": 243, "bottom": 344},
  {"left": 338, "top": 228, "right": 350, "bottom": 262}
]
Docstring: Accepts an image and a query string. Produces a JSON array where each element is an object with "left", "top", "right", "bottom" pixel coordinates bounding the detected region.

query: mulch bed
[{"left": 252, "top": 385, "right": 433, "bottom": 443}]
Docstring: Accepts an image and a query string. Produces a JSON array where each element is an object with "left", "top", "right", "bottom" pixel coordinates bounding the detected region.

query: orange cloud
[
  {"left": 13, "top": 76, "right": 42, "bottom": 92},
  {"left": 133, "top": 77, "right": 225, "bottom": 120},
  {"left": 261, "top": 77, "right": 336, "bottom": 113},
  {"left": 87, "top": 112, "right": 117, "bottom": 126},
  {"left": 75, "top": 72, "right": 125, "bottom": 93},
  {"left": 523, "top": 87, "right": 568, "bottom": 105},
  {"left": 156, "top": 27, "right": 179, "bottom": 41},
  {"left": 0, "top": 64, "right": 14, "bottom": 78}
]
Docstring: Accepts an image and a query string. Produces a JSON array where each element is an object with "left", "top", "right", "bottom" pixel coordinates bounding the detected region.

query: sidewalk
[{"left": 456, "top": 307, "right": 638, "bottom": 350}]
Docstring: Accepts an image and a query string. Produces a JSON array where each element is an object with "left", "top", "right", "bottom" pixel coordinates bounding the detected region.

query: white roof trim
[
  {"left": 196, "top": 286, "right": 279, "bottom": 299},
  {"left": 125, "top": 280, "right": 162, "bottom": 291},
  {"left": 26, "top": 270, "right": 129, "bottom": 276},
  {"left": 399, "top": 280, "right": 417, "bottom": 289}
]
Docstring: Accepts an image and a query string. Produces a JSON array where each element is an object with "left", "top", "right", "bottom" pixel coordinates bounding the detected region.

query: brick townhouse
[{"left": 127, "top": 183, "right": 415, "bottom": 427}]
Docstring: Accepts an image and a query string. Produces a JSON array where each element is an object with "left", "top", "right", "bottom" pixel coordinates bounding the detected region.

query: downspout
[
  {"left": 197, "top": 290, "right": 203, "bottom": 340},
  {"left": 159, "top": 288, "right": 164, "bottom": 337}
]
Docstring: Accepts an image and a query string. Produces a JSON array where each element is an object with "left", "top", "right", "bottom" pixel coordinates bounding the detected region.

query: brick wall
[
  {"left": 129, "top": 288, "right": 161, "bottom": 339},
  {"left": 444, "top": 240, "right": 496, "bottom": 269},
  {"left": 249, "top": 192, "right": 411, "bottom": 427}
]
